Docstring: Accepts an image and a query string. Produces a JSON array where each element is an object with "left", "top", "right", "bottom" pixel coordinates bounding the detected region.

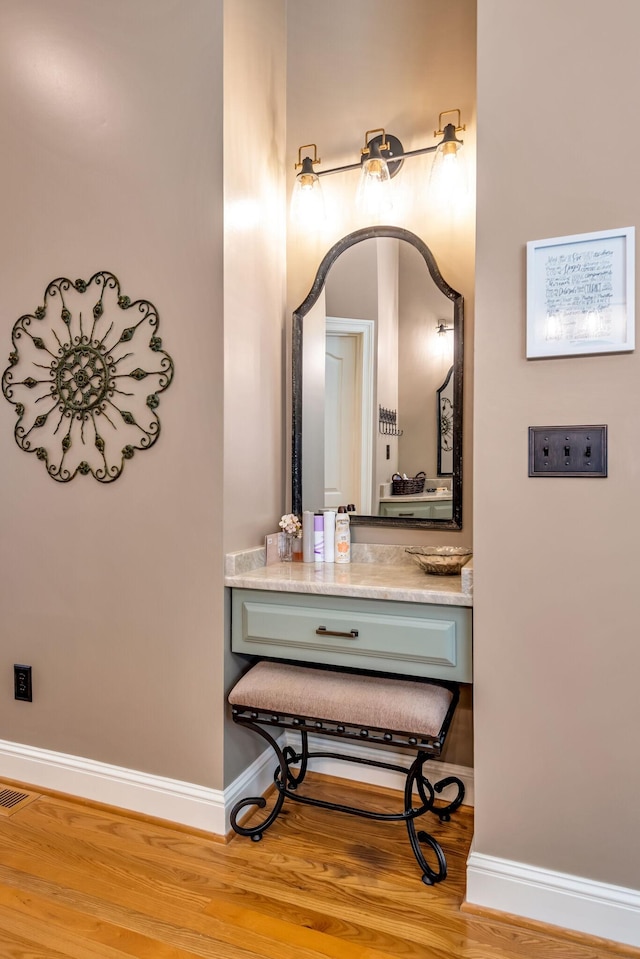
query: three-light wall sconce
[{"left": 291, "top": 109, "right": 466, "bottom": 226}]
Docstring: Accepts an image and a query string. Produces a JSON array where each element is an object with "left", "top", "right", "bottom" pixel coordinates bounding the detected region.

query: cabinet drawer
[
  {"left": 231, "top": 589, "right": 472, "bottom": 682},
  {"left": 379, "top": 502, "right": 434, "bottom": 518},
  {"left": 378, "top": 500, "right": 453, "bottom": 520},
  {"left": 430, "top": 501, "right": 454, "bottom": 519}
]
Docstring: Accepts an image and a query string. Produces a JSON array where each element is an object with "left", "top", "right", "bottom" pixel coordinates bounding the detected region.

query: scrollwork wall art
[
  {"left": 2, "top": 271, "right": 174, "bottom": 482},
  {"left": 437, "top": 365, "right": 454, "bottom": 476}
]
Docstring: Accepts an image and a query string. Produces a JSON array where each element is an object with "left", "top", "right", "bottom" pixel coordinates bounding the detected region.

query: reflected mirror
[{"left": 292, "top": 226, "right": 463, "bottom": 529}]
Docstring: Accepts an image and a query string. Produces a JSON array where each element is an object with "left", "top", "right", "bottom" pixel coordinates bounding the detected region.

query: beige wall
[
  {"left": 223, "top": 0, "right": 286, "bottom": 555},
  {"left": 0, "top": 0, "right": 226, "bottom": 787},
  {"left": 474, "top": 0, "right": 640, "bottom": 891},
  {"left": 376, "top": 240, "right": 401, "bottom": 495},
  {"left": 222, "top": 0, "right": 286, "bottom": 783},
  {"left": 0, "top": 0, "right": 287, "bottom": 796},
  {"left": 325, "top": 240, "right": 379, "bottom": 321},
  {"left": 286, "top": 0, "right": 476, "bottom": 546},
  {"left": 398, "top": 242, "right": 456, "bottom": 478}
]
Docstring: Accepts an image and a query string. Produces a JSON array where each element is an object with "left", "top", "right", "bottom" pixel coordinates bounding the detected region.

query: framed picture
[{"left": 526, "top": 226, "right": 635, "bottom": 358}]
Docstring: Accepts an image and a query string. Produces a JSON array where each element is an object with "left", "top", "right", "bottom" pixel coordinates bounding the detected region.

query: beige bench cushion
[{"left": 229, "top": 661, "right": 453, "bottom": 739}]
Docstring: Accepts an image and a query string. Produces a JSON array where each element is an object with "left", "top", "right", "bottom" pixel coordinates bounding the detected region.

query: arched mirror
[{"left": 292, "top": 226, "right": 463, "bottom": 530}]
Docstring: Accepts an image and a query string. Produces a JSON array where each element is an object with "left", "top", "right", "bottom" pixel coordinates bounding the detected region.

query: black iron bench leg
[
  {"left": 405, "top": 752, "right": 448, "bottom": 884},
  {"left": 433, "top": 775, "right": 465, "bottom": 821},
  {"left": 229, "top": 720, "right": 310, "bottom": 841}
]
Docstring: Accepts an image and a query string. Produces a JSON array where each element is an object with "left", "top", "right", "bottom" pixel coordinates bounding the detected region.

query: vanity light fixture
[
  {"left": 290, "top": 143, "right": 326, "bottom": 227},
  {"left": 292, "top": 109, "right": 466, "bottom": 224},
  {"left": 436, "top": 321, "right": 455, "bottom": 361},
  {"left": 356, "top": 129, "right": 394, "bottom": 218},
  {"left": 436, "top": 322, "right": 454, "bottom": 335},
  {"left": 429, "top": 110, "right": 467, "bottom": 211}
]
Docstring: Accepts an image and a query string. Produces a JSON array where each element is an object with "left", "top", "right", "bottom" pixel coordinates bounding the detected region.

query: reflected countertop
[{"left": 225, "top": 545, "right": 473, "bottom": 607}]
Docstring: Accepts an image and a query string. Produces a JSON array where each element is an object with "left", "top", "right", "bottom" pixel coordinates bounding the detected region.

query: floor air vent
[{"left": 0, "top": 785, "right": 39, "bottom": 817}]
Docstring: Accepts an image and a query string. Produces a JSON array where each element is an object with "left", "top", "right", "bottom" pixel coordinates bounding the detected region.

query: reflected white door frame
[{"left": 325, "top": 317, "right": 374, "bottom": 514}]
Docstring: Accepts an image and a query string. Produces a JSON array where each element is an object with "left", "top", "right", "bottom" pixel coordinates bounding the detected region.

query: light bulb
[
  {"left": 290, "top": 157, "right": 325, "bottom": 228},
  {"left": 356, "top": 142, "right": 392, "bottom": 220},
  {"left": 428, "top": 138, "right": 466, "bottom": 213},
  {"left": 436, "top": 324, "right": 454, "bottom": 361}
]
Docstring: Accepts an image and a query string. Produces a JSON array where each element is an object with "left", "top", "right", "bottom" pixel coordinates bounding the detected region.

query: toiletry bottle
[
  {"left": 323, "top": 510, "right": 336, "bottom": 563},
  {"left": 313, "top": 513, "right": 324, "bottom": 562},
  {"left": 334, "top": 506, "right": 351, "bottom": 564},
  {"left": 302, "top": 510, "right": 315, "bottom": 563}
]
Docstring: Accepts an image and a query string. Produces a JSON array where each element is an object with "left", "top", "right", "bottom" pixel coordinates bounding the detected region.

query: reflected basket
[
  {"left": 392, "top": 471, "right": 426, "bottom": 495},
  {"left": 406, "top": 546, "right": 472, "bottom": 576}
]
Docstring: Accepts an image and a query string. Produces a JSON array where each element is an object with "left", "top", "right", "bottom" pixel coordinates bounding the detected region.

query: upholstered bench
[{"left": 228, "top": 660, "right": 464, "bottom": 885}]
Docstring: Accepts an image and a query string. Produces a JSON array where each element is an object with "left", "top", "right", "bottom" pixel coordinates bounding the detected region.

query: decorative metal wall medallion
[
  {"left": 2, "top": 272, "right": 174, "bottom": 482},
  {"left": 437, "top": 365, "right": 454, "bottom": 476},
  {"left": 440, "top": 399, "right": 453, "bottom": 451}
]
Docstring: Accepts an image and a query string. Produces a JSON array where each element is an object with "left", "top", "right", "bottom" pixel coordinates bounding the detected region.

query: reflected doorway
[{"left": 324, "top": 318, "right": 374, "bottom": 514}]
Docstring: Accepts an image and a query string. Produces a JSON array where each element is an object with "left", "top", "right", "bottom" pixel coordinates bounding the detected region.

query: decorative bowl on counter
[{"left": 405, "top": 546, "right": 473, "bottom": 576}]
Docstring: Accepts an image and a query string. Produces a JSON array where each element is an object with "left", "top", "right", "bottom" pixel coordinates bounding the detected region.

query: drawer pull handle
[
  {"left": 397, "top": 512, "right": 415, "bottom": 517},
  {"left": 316, "top": 626, "right": 359, "bottom": 639}
]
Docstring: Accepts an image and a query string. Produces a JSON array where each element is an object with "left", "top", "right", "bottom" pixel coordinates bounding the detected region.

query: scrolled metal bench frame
[{"left": 229, "top": 681, "right": 464, "bottom": 886}]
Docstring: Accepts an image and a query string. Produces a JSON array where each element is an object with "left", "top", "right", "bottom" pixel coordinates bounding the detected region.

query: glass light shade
[
  {"left": 437, "top": 325, "right": 454, "bottom": 362},
  {"left": 428, "top": 140, "right": 467, "bottom": 212},
  {"left": 356, "top": 152, "right": 392, "bottom": 219},
  {"left": 290, "top": 164, "right": 326, "bottom": 228}
]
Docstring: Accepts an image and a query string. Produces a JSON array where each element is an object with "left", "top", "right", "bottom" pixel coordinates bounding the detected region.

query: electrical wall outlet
[
  {"left": 528, "top": 425, "right": 607, "bottom": 477},
  {"left": 14, "top": 664, "right": 32, "bottom": 702}
]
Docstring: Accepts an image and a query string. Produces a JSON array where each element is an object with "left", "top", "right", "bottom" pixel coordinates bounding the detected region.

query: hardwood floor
[{"left": 0, "top": 775, "right": 636, "bottom": 959}]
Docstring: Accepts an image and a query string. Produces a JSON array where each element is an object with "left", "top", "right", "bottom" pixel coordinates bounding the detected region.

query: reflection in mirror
[
  {"left": 437, "top": 365, "right": 454, "bottom": 475},
  {"left": 292, "top": 226, "right": 463, "bottom": 530}
]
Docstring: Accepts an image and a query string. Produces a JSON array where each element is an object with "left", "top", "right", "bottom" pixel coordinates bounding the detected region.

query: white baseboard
[
  {"left": 0, "top": 738, "right": 227, "bottom": 834},
  {"left": 0, "top": 733, "right": 472, "bottom": 843},
  {"left": 466, "top": 849, "right": 640, "bottom": 949},
  {"left": 222, "top": 739, "right": 283, "bottom": 832}
]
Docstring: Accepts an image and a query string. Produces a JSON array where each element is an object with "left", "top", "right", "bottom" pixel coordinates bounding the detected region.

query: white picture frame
[{"left": 526, "top": 226, "right": 635, "bottom": 358}]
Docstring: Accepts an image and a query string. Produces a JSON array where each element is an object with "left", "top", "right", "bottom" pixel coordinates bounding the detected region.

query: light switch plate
[{"left": 528, "top": 425, "right": 607, "bottom": 477}]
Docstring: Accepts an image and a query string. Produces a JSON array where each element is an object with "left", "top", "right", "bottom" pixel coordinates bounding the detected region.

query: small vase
[{"left": 279, "top": 532, "right": 295, "bottom": 562}]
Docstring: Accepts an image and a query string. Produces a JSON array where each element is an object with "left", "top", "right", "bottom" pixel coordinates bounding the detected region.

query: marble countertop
[{"left": 225, "top": 544, "right": 473, "bottom": 607}]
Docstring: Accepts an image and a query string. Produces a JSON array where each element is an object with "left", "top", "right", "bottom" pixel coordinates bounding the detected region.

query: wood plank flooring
[{"left": 0, "top": 774, "right": 636, "bottom": 959}]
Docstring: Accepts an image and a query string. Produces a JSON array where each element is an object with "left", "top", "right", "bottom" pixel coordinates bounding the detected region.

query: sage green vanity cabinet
[{"left": 230, "top": 588, "right": 472, "bottom": 683}]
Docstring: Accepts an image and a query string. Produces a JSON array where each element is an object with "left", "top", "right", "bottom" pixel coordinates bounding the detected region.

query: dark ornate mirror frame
[{"left": 292, "top": 225, "right": 464, "bottom": 530}]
